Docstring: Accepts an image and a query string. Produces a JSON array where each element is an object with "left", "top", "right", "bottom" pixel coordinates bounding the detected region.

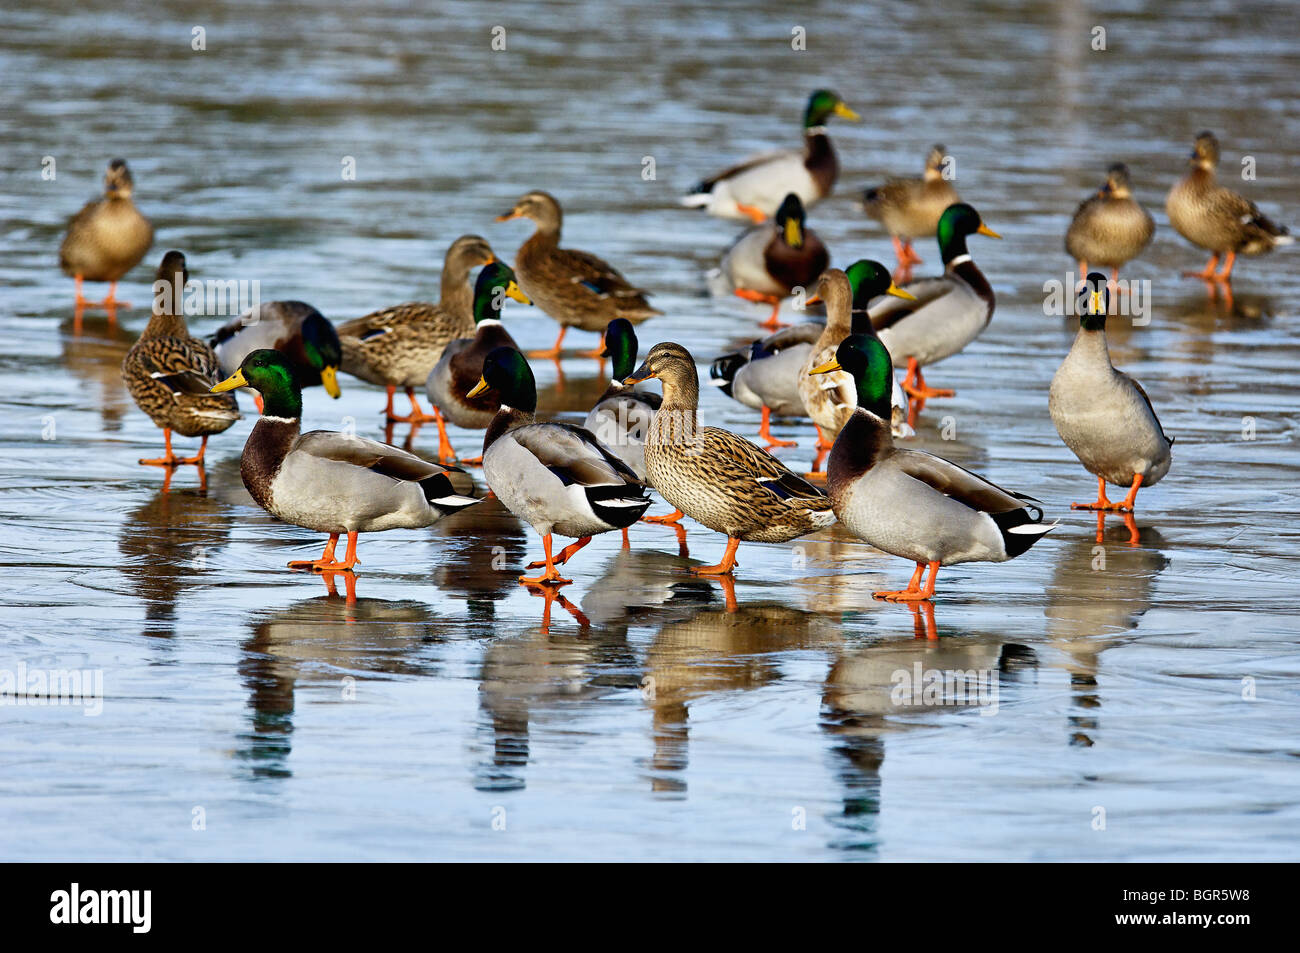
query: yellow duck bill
[
  {"left": 809, "top": 358, "right": 842, "bottom": 376},
  {"left": 466, "top": 376, "right": 490, "bottom": 399},
  {"left": 211, "top": 369, "right": 247, "bottom": 393},
  {"left": 320, "top": 365, "right": 341, "bottom": 398}
]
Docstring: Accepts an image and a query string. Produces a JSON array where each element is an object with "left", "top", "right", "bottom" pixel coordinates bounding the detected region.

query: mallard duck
[
  {"left": 812, "top": 334, "right": 1053, "bottom": 601},
  {"left": 862, "top": 144, "right": 959, "bottom": 280},
  {"left": 681, "top": 90, "right": 859, "bottom": 223},
  {"left": 337, "top": 234, "right": 496, "bottom": 422},
  {"left": 866, "top": 203, "right": 1000, "bottom": 426},
  {"left": 710, "top": 260, "right": 913, "bottom": 448},
  {"left": 1166, "top": 131, "right": 1292, "bottom": 283},
  {"left": 798, "top": 263, "right": 914, "bottom": 454},
  {"left": 497, "top": 191, "right": 660, "bottom": 358},
  {"left": 1049, "top": 274, "right": 1172, "bottom": 519},
  {"left": 121, "top": 251, "right": 241, "bottom": 467},
  {"left": 626, "top": 342, "right": 835, "bottom": 576},
  {"left": 424, "top": 262, "right": 532, "bottom": 462},
  {"left": 470, "top": 347, "right": 650, "bottom": 585},
  {"left": 709, "top": 193, "right": 829, "bottom": 329},
  {"left": 59, "top": 158, "right": 153, "bottom": 309},
  {"left": 212, "top": 301, "right": 342, "bottom": 413},
  {"left": 1065, "top": 163, "right": 1155, "bottom": 284},
  {"left": 211, "top": 348, "right": 478, "bottom": 572}
]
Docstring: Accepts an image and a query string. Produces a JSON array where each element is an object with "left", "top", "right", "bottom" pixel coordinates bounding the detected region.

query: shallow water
[{"left": 2, "top": 0, "right": 1298, "bottom": 860}]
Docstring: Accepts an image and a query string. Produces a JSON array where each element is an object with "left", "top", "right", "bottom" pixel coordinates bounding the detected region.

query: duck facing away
[
  {"left": 60, "top": 158, "right": 154, "bottom": 309},
  {"left": 627, "top": 342, "right": 835, "bottom": 576},
  {"left": 337, "top": 234, "right": 497, "bottom": 422},
  {"left": 497, "top": 191, "right": 660, "bottom": 359},
  {"left": 1166, "top": 131, "right": 1292, "bottom": 283},
  {"left": 710, "top": 192, "right": 830, "bottom": 329},
  {"left": 122, "top": 251, "right": 240, "bottom": 468},
  {"left": 813, "top": 334, "right": 1053, "bottom": 601},
  {"left": 862, "top": 144, "right": 959, "bottom": 281},
  {"left": 211, "top": 349, "right": 478, "bottom": 572},
  {"left": 681, "top": 89, "right": 859, "bottom": 223},
  {"left": 1049, "top": 275, "right": 1172, "bottom": 521},
  {"left": 867, "top": 203, "right": 1000, "bottom": 426},
  {"left": 212, "top": 300, "right": 342, "bottom": 412},
  {"left": 472, "top": 347, "right": 650, "bottom": 586},
  {"left": 1066, "top": 163, "right": 1155, "bottom": 284},
  {"left": 425, "top": 262, "right": 532, "bottom": 463}
]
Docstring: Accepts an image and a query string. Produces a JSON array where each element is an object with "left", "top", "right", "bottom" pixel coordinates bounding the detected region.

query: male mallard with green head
[
  {"left": 122, "top": 251, "right": 240, "bottom": 468},
  {"left": 627, "top": 342, "right": 835, "bottom": 576},
  {"left": 1166, "top": 131, "right": 1292, "bottom": 283},
  {"left": 211, "top": 349, "right": 478, "bottom": 572},
  {"left": 212, "top": 301, "right": 342, "bottom": 413},
  {"left": 711, "top": 192, "right": 830, "bottom": 329},
  {"left": 682, "top": 90, "right": 859, "bottom": 223},
  {"left": 1065, "top": 163, "right": 1155, "bottom": 285},
  {"left": 867, "top": 203, "right": 1001, "bottom": 426},
  {"left": 812, "top": 334, "right": 1052, "bottom": 601},
  {"left": 60, "top": 158, "right": 154, "bottom": 309},
  {"left": 1049, "top": 274, "right": 1172, "bottom": 517},
  {"left": 863, "top": 144, "right": 959, "bottom": 281},
  {"left": 471, "top": 347, "right": 650, "bottom": 586},
  {"left": 425, "top": 262, "right": 532, "bottom": 463},
  {"left": 338, "top": 234, "right": 497, "bottom": 422},
  {"left": 497, "top": 191, "right": 660, "bottom": 359}
]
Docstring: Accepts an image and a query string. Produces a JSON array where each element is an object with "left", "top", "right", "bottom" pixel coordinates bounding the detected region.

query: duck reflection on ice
[
  {"left": 1044, "top": 526, "right": 1169, "bottom": 747},
  {"left": 821, "top": 634, "right": 1037, "bottom": 853},
  {"left": 235, "top": 592, "right": 441, "bottom": 780},
  {"left": 428, "top": 497, "right": 528, "bottom": 625},
  {"left": 59, "top": 312, "right": 134, "bottom": 431}
]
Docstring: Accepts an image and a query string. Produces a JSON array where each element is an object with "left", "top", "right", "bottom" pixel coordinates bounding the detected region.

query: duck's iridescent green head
[
  {"left": 1078, "top": 272, "right": 1109, "bottom": 331},
  {"left": 602, "top": 318, "right": 639, "bottom": 382},
  {"left": 811, "top": 334, "right": 893, "bottom": 423},
  {"left": 212, "top": 348, "right": 301, "bottom": 417},
  {"left": 845, "top": 259, "right": 912, "bottom": 310},
  {"left": 472, "top": 262, "right": 532, "bottom": 324},
  {"left": 301, "top": 311, "right": 342, "bottom": 397},
  {"left": 804, "top": 89, "right": 859, "bottom": 128},
  {"left": 775, "top": 193, "right": 807, "bottom": 249},
  {"left": 936, "top": 203, "right": 1000, "bottom": 263},
  {"left": 468, "top": 346, "right": 536, "bottom": 413}
]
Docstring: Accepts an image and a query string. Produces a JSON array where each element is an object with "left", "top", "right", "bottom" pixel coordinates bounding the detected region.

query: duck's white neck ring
[
  {"left": 805, "top": 125, "right": 828, "bottom": 136},
  {"left": 475, "top": 318, "right": 503, "bottom": 329},
  {"left": 946, "top": 254, "right": 973, "bottom": 269},
  {"left": 260, "top": 415, "right": 299, "bottom": 424}
]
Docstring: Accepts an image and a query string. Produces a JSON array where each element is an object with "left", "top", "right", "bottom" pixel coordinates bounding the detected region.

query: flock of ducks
[{"left": 58, "top": 90, "right": 1292, "bottom": 609}]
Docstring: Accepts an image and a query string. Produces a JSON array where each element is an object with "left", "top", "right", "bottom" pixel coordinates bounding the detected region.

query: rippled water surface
[{"left": 2, "top": 0, "right": 1298, "bottom": 860}]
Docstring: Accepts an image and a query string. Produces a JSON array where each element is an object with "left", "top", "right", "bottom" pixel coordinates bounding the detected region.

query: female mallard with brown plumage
[
  {"left": 627, "top": 342, "right": 835, "bottom": 576},
  {"left": 866, "top": 203, "right": 1000, "bottom": 426},
  {"left": 497, "top": 191, "right": 660, "bottom": 359},
  {"left": 471, "top": 347, "right": 650, "bottom": 586},
  {"left": 1065, "top": 163, "right": 1155, "bottom": 284},
  {"left": 211, "top": 349, "right": 478, "bottom": 573},
  {"left": 862, "top": 145, "right": 958, "bottom": 281},
  {"left": 337, "top": 234, "right": 497, "bottom": 422},
  {"left": 424, "top": 262, "right": 532, "bottom": 462},
  {"left": 710, "top": 193, "right": 829, "bottom": 329},
  {"left": 812, "top": 334, "right": 1052, "bottom": 601},
  {"left": 212, "top": 301, "right": 342, "bottom": 413},
  {"left": 1166, "top": 131, "right": 1292, "bottom": 283},
  {"left": 60, "top": 158, "right": 153, "bottom": 309},
  {"left": 121, "top": 251, "right": 240, "bottom": 468},
  {"left": 681, "top": 89, "right": 859, "bottom": 223}
]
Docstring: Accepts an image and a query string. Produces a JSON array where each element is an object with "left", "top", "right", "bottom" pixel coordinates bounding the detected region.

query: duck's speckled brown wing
[{"left": 123, "top": 336, "right": 240, "bottom": 437}]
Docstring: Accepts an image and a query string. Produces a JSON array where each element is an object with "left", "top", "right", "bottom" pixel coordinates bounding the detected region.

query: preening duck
[
  {"left": 1049, "top": 274, "right": 1172, "bottom": 522},
  {"left": 627, "top": 342, "right": 835, "bottom": 576},
  {"left": 862, "top": 144, "right": 959, "bottom": 281},
  {"left": 1166, "top": 131, "right": 1292, "bottom": 283},
  {"left": 424, "top": 261, "right": 532, "bottom": 463},
  {"left": 812, "top": 334, "right": 1053, "bottom": 601},
  {"left": 211, "top": 348, "right": 478, "bottom": 572},
  {"left": 121, "top": 251, "right": 240, "bottom": 468},
  {"left": 212, "top": 300, "right": 342, "bottom": 412},
  {"left": 1065, "top": 163, "right": 1155, "bottom": 284},
  {"left": 337, "top": 234, "right": 497, "bottom": 422},
  {"left": 682, "top": 89, "right": 859, "bottom": 223},
  {"left": 866, "top": 203, "right": 1000, "bottom": 426},
  {"left": 497, "top": 190, "right": 660, "bottom": 359},
  {"left": 471, "top": 347, "right": 650, "bottom": 586},
  {"left": 60, "top": 158, "right": 153, "bottom": 310}
]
